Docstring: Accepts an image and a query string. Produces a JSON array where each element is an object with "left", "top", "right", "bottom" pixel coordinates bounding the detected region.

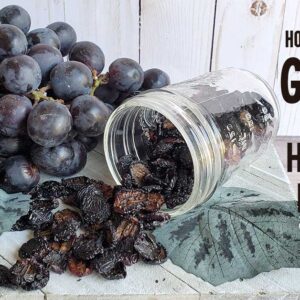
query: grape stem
[
  {"left": 90, "top": 71, "right": 109, "bottom": 96},
  {"left": 28, "top": 85, "right": 64, "bottom": 105}
]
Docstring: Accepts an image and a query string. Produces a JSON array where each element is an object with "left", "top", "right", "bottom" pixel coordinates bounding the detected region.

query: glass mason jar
[{"left": 104, "top": 68, "right": 280, "bottom": 216}]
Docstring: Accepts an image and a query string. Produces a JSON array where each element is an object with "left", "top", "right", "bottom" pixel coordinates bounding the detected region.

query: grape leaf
[
  {"left": 154, "top": 187, "right": 300, "bottom": 286},
  {"left": 0, "top": 190, "right": 29, "bottom": 233}
]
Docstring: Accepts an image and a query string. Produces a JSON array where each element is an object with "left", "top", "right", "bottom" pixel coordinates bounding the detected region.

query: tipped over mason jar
[{"left": 104, "top": 68, "right": 280, "bottom": 216}]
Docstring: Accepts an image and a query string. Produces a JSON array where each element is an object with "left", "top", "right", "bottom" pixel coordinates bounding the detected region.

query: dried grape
[{"left": 10, "top": 259, "right": 49, "bottom": 290}]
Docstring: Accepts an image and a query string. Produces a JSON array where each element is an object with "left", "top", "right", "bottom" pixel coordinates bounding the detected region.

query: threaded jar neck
[{"left": 104, "top": 89, "right": 224, "bottom": 216}]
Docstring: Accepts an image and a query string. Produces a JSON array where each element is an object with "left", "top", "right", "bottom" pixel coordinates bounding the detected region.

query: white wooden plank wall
[{"left": 0, "top": 0, "right": 299, "bottom": 136}]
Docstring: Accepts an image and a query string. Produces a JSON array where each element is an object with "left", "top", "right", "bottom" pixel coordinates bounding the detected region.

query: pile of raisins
[
  {"left": 0, "top": 175, "right": 170, "bottom": 290},
  {"left": 123, "top": 113, "right": 195, "bottom": 209}
]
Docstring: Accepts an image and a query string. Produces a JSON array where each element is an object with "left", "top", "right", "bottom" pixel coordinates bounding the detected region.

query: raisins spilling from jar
[
  {"left": 117, "top": 113, "right": 195, "bottom": 210},
  {"left": 9, "top": 173, "right": 171, "bottom": 289}
]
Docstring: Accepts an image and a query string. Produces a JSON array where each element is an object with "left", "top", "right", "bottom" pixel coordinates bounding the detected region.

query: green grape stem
[
  {"left": 90, "top": 71, "right": 109, "bottom": 96},
  {"left": 28, "top": 85, "right": 64, "bottom": 105}
]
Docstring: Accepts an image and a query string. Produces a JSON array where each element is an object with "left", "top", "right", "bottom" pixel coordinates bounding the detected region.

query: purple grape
[
  {"left": 27, "top": 100, "right": 72, "bottom": 148},
  {"left": 0, "top": 24, "right": 27, "bottom": 62},
  {"left": 27, "top": 28, "right": 61, "bottom": 50},
  {"left": 75, "top": 135, "right": 99, "bottom": 152},
  {"left": 109, "top": 58, "right": 144, "bottom": 92},
  {"left": 0, "top": 5, "right": 31, "bottom": 34},
  {"left": 50, "top": 61, "right": 93, "bottom": 102},
  {"left": 31, "top": 140, "right": 87, "bottom": 176},
  {"left": 28, "top": 44, "right": 63, "bottom": 84},
  {"left": 69, "top": 41, "right": 104, "bottom": 73},
  {"left": 142, "top": 68, "right": 170, "bottom": 90},
  {"left": 47, "top": 22, "right": 77, "bottom": 57},
  {"left": 0, "top": 155, "right": 40, "bottom": 193},
  {"left": 94, "top": 84, "right": 119, "bottom": 104},
  {"left": 70, "top": 95, "right": 109, "bottom": 137},
  {"left": 0, "top": 55, "right": 42, "bottom": 94},
  {"left": 0, "top": 135, "right": 32, "bottom": 157},
  {"left": 0, "top": 94, "right": 32, "bottom": 137}
]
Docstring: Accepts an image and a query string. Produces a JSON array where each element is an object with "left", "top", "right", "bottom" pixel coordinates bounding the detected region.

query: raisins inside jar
[{"left": 104, "top": 68, "right": 280, "bottom": 216}]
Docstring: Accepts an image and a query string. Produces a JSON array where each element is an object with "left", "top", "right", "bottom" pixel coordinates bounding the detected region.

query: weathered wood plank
[
  {"left": 140, "top": 0, "right": 216, "bottom": 83},
  {"left": 64, "top": 0, "right": 139, "bottom": 70},
  {"left": 211, "top": 0, "right": 286, "bottom": 86},
  {"left": 0, "top": 0, "right": 65, "bottom": 29}
]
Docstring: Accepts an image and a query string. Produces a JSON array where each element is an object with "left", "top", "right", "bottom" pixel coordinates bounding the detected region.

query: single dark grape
[
  {"left": 0, "top": 55, "right": 42, "bottom": 94},
  {"left": 109, "top": 58, "right": 144, "bottom": 92},
  {"left": 28, "top": 44, "right": 63, "bottom": 84},
  {"left": 142, "top": 68, "right": 170, "bottom": 90},
  {"left": 50, "top": 61, "right": 93, "bottom": 102},
  {"left": 31, "top": 140, "right": 87, "bottom": 176},
  {"left": 0, "top": 155, "right": 40, "bottom": 193},
  {"left": 70, "top": 95, "right": 109, "bottom": 137},
  {"left": 105, "top": 103, "right": 115, "bottom": 115},
  {"left": 27, "top": 100, "right": 72, "bottom": 147},
  {"left": 0, "top": 94, "right": 32, "bottom": 137},
  {"left": 69, "top": 41, "right": 105, "bottom": 73},
  {"left": 94, "top": 84, "right": 119, "bottom": 104},
  {"left": 27, "top": 28, "right": 61, "bottom": 50},
  {"left": 47, "top": 22, "right": 77, "bottom": 57},
  {"left": 0, "top": 135, "right": 32, "bottom": 157},
  {"left": 75, "top": 135, "right": 99, "bottom": 152},
  {"left": 0, "top": 5, "right": 31, "bottom": 34},
  {"left": 0, "top": 24, "right": 27, "bottom": 61}
]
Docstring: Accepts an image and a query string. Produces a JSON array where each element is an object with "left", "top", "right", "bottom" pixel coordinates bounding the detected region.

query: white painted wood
[
  {"left": 0, "top": 0, "right": 65, "bottom": 29},
  {"left": 211, "top": 0, "right": 286, "bottom": 87},
  {"left": 64, "top": 0, "right": 140, "bottom": 70},
  {"left": 274, "top": 0, "right": 300, "bottom": 136},
  {"left": 140, "top": 0, "right": 216, "bottom": 83}
]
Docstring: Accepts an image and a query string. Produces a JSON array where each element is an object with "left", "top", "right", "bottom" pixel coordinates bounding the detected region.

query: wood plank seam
[
  {"left": 160, "top": 265, "right": 200, "bottom": 295},
  {"left": 272, "top": 0, "right": 287, "bottom": 89},
  {"left": 209, "top": 0, "right": 218, "bottom": 72}
]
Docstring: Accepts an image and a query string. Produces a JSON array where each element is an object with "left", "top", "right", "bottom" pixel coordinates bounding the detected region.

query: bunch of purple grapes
[{"left": 0, "top": 4, "right": 170, "bottom": 194}]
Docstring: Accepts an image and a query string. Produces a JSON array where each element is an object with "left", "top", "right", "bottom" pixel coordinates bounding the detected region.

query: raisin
[
  {"left": 43, "top": 251, "right": 68, "bottom": 274},
  {"left": 68, "top": 257, "right": 92, "bottom": 277},
  {"left": 30, "top": 198, "right": 59, "bottom": 211},
  {"left": 52, "top": 209, "right": 81, "bottom": 242},
  {"left": 33, "top": 225, "right": 53, "bottom": 240},
  {"left": 78, "top": 185, "right": 111, "bottom": 225},
  {"left": 0, "top": 265, "right": 12, "bottom": 286},
  {"left": 10, "top": 259, "right": 50, "bottom": 291},
  {"left": 72, "top": 233, "right": 104, "bottom": 260},
  {"left": 12, "top": 214, "right": 31, "bottom": 231},
  {"left": 129, "top": 161, "right": 150, "bottom": 187},
  {"left": 162, "top": 119, "right": 176, "bottom": 130},
  {"left": 101, "top": 262, "right": 126, "bottom": 280},
  {"left": 139, "top": 212, "right": 171, "bottom": 230},
  {"left": 116, "top": 237, "right": 139, "bottom": 266},
  {"left": 115, "top": 219, "right": 140, "bottom": 242},
  {"left": 19, "top": 237, "right": 50, "bottom": 261},
  {"left": 114, "top": 188, "right": 165, "bottom": 214},
  {"left": 62, "top": 176, "right": 94, "bottom": 191},
  {"left": 29, "top": 181, "right": 65, "bottom": 199},
  {"left": 116, "top": 154, "right": 136, "bottom": 176},
  {"left": 91, "top": 249, "right": 119, "bottom": 274},
  {"left": 134, "top": 231, "right": 167, "bottom": 264},
  {"left": 121, "top": 173, "right": 134, "bottom": 189},
  {"left": 27, "top": 209, "right": 54, "bottom": 230}
]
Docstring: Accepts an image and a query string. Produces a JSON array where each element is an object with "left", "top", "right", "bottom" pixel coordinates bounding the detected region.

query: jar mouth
[{"left": 104, "top": 90, "right": 224, "bottom": 217}]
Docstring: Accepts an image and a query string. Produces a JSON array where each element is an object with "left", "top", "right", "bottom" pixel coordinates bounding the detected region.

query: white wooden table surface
[{"left": 0, "top": 142, "right": 298, "bottom": 300}]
